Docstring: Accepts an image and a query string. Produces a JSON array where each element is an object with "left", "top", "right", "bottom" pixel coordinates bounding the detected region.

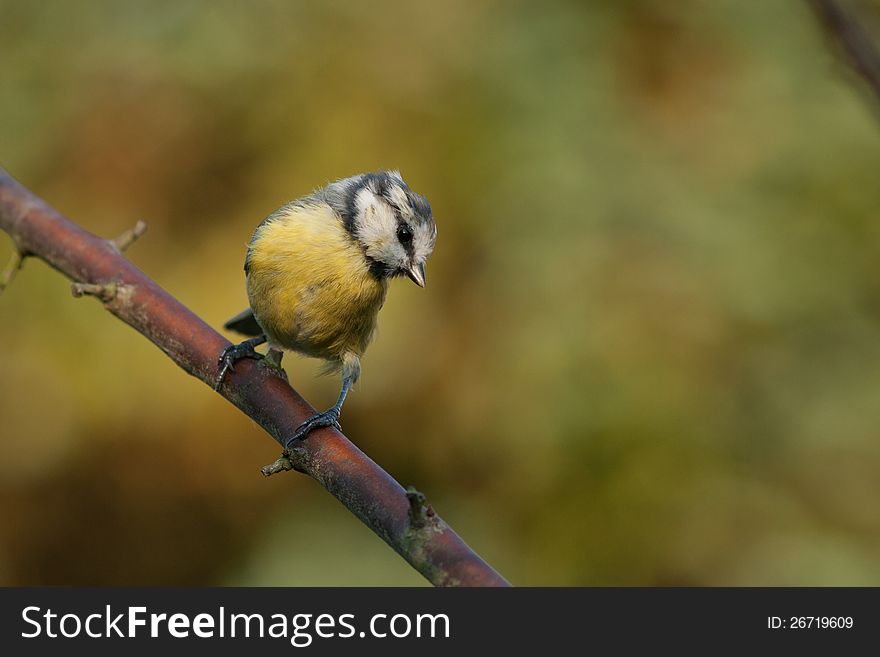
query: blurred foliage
[{"left": 2, "top": 0, "right": 880, "bottom": 585}]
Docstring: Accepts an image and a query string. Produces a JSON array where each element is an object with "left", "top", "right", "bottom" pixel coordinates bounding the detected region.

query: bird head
[{"left": 333, "top": 171, "right": 436, "bottom": 286}]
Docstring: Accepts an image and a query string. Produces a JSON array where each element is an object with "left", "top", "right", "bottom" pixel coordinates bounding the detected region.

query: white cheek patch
[
  {"left": 354, "top": 187, "right": 406, "bottom": 265},
  {"left": 354, "top": 186, "right": 375, "bottom": 216}
]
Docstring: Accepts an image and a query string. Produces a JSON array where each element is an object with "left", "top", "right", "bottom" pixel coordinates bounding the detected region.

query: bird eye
[{"left": 397, "top": 224, "right": 413, "bottom": 245}]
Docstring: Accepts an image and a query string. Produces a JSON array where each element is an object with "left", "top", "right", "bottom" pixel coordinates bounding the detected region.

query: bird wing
[{"left": 223, "top": 308, "right": 263, "bottom": 337}]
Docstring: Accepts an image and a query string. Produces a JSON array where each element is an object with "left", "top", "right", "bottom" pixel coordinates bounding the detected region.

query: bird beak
[{"left": 405, "top": 262, "right": 426, "bottom": 287}]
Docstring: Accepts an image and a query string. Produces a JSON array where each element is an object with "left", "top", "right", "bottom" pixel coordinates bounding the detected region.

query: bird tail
[{"left": 223, "top": 308, "right": 263, "bottom": 337}]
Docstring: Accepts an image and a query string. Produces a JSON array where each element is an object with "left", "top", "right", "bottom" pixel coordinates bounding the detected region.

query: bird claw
[
  {"left": 214, "top": 341, "right": 262, "bottom": 390},
  {"left": 284, "top": 409, "right": 341, "bottom": 449}
]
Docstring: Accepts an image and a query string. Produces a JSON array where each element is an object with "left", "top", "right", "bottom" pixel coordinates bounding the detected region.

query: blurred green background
[{"left": 2, "top": 0, "right": 880, "bottom": 586}]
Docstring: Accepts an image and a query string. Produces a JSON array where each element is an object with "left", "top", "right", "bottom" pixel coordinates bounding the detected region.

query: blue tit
[{"left": 216, "top": 170, "right": 437, "bottom": 447}]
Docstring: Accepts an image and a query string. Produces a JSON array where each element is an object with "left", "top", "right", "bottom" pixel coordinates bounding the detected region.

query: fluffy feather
[{"left": 245, "top": 200, "right": 388, "bottom": 379}]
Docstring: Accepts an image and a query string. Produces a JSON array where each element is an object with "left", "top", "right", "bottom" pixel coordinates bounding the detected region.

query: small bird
[{"left": 217, "top": 170, "right": 437, "bottom": 447}]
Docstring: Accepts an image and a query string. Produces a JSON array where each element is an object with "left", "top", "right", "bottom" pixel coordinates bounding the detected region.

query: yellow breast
[{"left": 245, "top": 202, "right": 388, "bottom": 363}]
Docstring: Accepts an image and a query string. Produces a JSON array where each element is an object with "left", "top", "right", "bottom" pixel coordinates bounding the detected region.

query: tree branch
[
  {"left": 809, "top": 0, "right": 880, "bottom": 103},
  {"left": 0, "top": 167, "right": 510, "bottom": 587}
]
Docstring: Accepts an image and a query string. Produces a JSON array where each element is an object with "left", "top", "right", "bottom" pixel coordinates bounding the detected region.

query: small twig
[
  {"left": 0, "top": 249, "right": 24, "bottom": 295},
  {"left": 111, "top": 219, "right": 147, "bottom": 252},
  {"left": 71, "top": 281, "right": 119, "bottom": 303},
  {"left": 261, "top": 455, "right": 294, "bottom": 477}
]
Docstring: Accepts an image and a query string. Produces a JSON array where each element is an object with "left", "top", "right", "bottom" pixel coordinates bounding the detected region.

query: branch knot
[{"left": 407, "top": 486, "right": 429, "bottom": 529}]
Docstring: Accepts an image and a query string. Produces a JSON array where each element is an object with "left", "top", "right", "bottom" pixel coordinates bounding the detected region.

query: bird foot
[
  {"left": 214, "top": 340, "right": 263, "bottom": 390},
  {"left": 284, "top": 409, "right": 341, "bottom": 448}
]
